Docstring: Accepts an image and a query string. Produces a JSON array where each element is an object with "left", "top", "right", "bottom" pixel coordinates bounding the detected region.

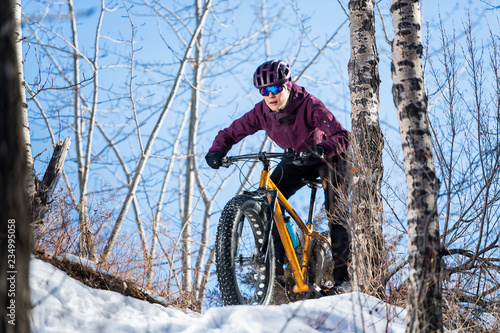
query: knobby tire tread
[{"left": 215, "top": 195, "right": 275, "bottom": 306}]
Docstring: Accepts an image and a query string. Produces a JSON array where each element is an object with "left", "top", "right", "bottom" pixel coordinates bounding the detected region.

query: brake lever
[
  {"left": 292, "top": 152, "right": 306, "bottom": 166},
  {"left": 221, "top": 156, "right": 232, "bottom": 168}
]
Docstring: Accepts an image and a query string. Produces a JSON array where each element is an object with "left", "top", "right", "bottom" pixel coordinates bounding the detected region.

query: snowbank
[{"left": 30, "top": 258, "right": 406, "bottom": 332}]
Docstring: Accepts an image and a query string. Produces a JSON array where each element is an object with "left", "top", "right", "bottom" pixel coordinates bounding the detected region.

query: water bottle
[{"left": 284, "top": 216, "right": 299, "bottom": 248}]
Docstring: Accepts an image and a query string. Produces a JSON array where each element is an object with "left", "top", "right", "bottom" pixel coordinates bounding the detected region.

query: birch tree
[
  {"left": 347, "top": 0, "right": 386, "bottom": 298},
  {"left": 0, "top": 0, "right": 30, "bottom": 330},
  {"left": 391, "top": 0, "right": 442, "bottom": 331},
  {"left": 12, "top": 0, "right": 71, "bottom": 226},
  {"left": 13, "top": 0, "right": 34, "bottom": 199},
  {"left": 68, "top": 0, "right": 99, "bottom": 261},
  {"left": 180, "top": 0, "right": 205, "bottom": 292}
]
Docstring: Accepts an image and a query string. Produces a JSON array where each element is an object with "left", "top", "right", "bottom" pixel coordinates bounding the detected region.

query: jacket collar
[{"left": 267, "top": 81, "right": 306, "bottom": 123}]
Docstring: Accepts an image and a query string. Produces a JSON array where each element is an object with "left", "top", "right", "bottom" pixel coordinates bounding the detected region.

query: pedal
[{"left": 308, "top": 283, "right": 329, "bottom": 298}]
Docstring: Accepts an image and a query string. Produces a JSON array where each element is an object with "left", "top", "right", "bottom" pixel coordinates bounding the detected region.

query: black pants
[{"left": 270, "top": 154, "right": 350, "bottom": 283}]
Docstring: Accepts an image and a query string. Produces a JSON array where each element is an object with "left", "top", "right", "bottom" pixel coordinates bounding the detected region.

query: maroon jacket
[{"left": 208, "top": 81, "right": 350, "bottom": 158}]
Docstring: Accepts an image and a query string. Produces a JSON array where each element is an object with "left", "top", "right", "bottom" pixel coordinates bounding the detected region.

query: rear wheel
[
  {"left": 307, "top": 231, "right": 334, "bottom": 298},
  {"left": 280, "top": 231, "right": 333, "bottom": 302},
  {"left": 215, "top": 195, "right": 275, "bottom": 305}
]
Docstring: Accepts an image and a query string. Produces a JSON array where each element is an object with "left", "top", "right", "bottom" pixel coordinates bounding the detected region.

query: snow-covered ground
[{"left": 30, "top": 258, "right": 407, "bottom": 332}]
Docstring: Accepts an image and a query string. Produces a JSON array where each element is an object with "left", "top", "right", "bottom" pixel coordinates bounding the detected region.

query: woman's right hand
[{"left": 205, "top": 150, "right": 224, "bottom": 169}]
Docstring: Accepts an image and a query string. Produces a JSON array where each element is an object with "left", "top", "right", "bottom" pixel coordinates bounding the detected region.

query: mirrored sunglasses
[{"left": 260, "top": 84, "right": 284, "bottom": 96}]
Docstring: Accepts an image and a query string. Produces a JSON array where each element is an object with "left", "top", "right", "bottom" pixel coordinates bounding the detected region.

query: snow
[
  {"left": 30, "top": 258, "right": 407, "bottom": 332},
  {"left": 54, "top": 253, "right": 105, "bottom": 274}
]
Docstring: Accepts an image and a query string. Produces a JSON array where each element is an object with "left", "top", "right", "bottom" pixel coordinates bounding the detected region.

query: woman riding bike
[{"left": 205, "top": 59, "right": 351, "bottom": 294}]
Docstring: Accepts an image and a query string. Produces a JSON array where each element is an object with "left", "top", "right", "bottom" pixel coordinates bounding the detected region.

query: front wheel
[{"left": 215, "top": 195, "right": 275, "bottom": 305}]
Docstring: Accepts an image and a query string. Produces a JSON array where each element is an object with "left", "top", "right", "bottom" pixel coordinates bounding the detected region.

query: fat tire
[
  {"left": 307, "top": 231, "right": 333, "bottom": 298},
  {"left": 215, "top": 195, "right": 275, "bottom": 305}
]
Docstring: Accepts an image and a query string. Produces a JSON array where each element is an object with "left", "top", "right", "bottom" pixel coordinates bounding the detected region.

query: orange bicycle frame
[{"left": 259, "top": 169, "right": 331, "bottom": 293}]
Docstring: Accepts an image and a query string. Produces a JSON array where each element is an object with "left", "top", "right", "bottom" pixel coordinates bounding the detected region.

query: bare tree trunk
[
  {"left": 14, "top": 0, "right": 71, "bottom": 226},
  {"left": 13, "top": 0, "right": 33, "bottom": 219},
  {"left": 100, "top": 0, "right": 213, "bottom": 264},
  {"left": 181, "top": 1, "right": 203, "bottom": 287},
  {"left": 68, "top": 0, "right": 86, "bottom": 255},
  {"left": 347, "top": 0, "right": 386, "bottom": 298},
  {"left": 0, "top": 0, "right": 30, "bottom": 330},
  {"left": 192, "top": 157, "right": 237, "bottom": 311},
  {"left": 68, "top": 0, "right": 98, "bottom": 261},
  {"left": 34, "top": 138, "right": 72, "bottom": 223},
  {"left": 13, "top": 0, "right": 39, "bottom": 223},
  {"left": 96, "top": 123, "right": 150, "bottom": 274},
  {"left": 120, "top": 6, "right": 150, "bottom": 269},
  {"left": 194, "top": 247, "right": 215, "bottom": 311},
  {"left": 391, "top": 0, "right": 442, "bottom": 331},
  {"left": 146, "top": 104, "right": 190, "bottom": 288},
  {"left": 12, "top": 0, "right": 36, "bottom": 215}
]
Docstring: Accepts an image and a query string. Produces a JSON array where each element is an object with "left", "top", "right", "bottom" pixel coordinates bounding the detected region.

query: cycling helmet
[{"left": 253, "top": 60, "right": 292, "bottom": 89}]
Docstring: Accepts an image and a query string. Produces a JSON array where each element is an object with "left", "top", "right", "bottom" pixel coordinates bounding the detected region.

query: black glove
[
  {"left": 205, "top": 150, "right": 224, "bottom": 169},
  {"left": 302, "top": 145, "right": 327, "bottom": 164}
]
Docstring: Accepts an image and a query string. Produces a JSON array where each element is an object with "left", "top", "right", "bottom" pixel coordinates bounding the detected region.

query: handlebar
[{"left": 221, "top": 148, "right": 306, "bottom": 168}]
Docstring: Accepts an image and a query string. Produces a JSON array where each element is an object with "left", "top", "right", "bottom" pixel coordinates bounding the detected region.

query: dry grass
[{"left": 32, "top": 186, "right": 198, "bottom": 309}]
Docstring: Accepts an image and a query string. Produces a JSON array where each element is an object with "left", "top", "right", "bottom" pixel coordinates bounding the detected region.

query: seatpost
[{"left": 308, "top": 185, "right": 317, "bottom": 223}]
